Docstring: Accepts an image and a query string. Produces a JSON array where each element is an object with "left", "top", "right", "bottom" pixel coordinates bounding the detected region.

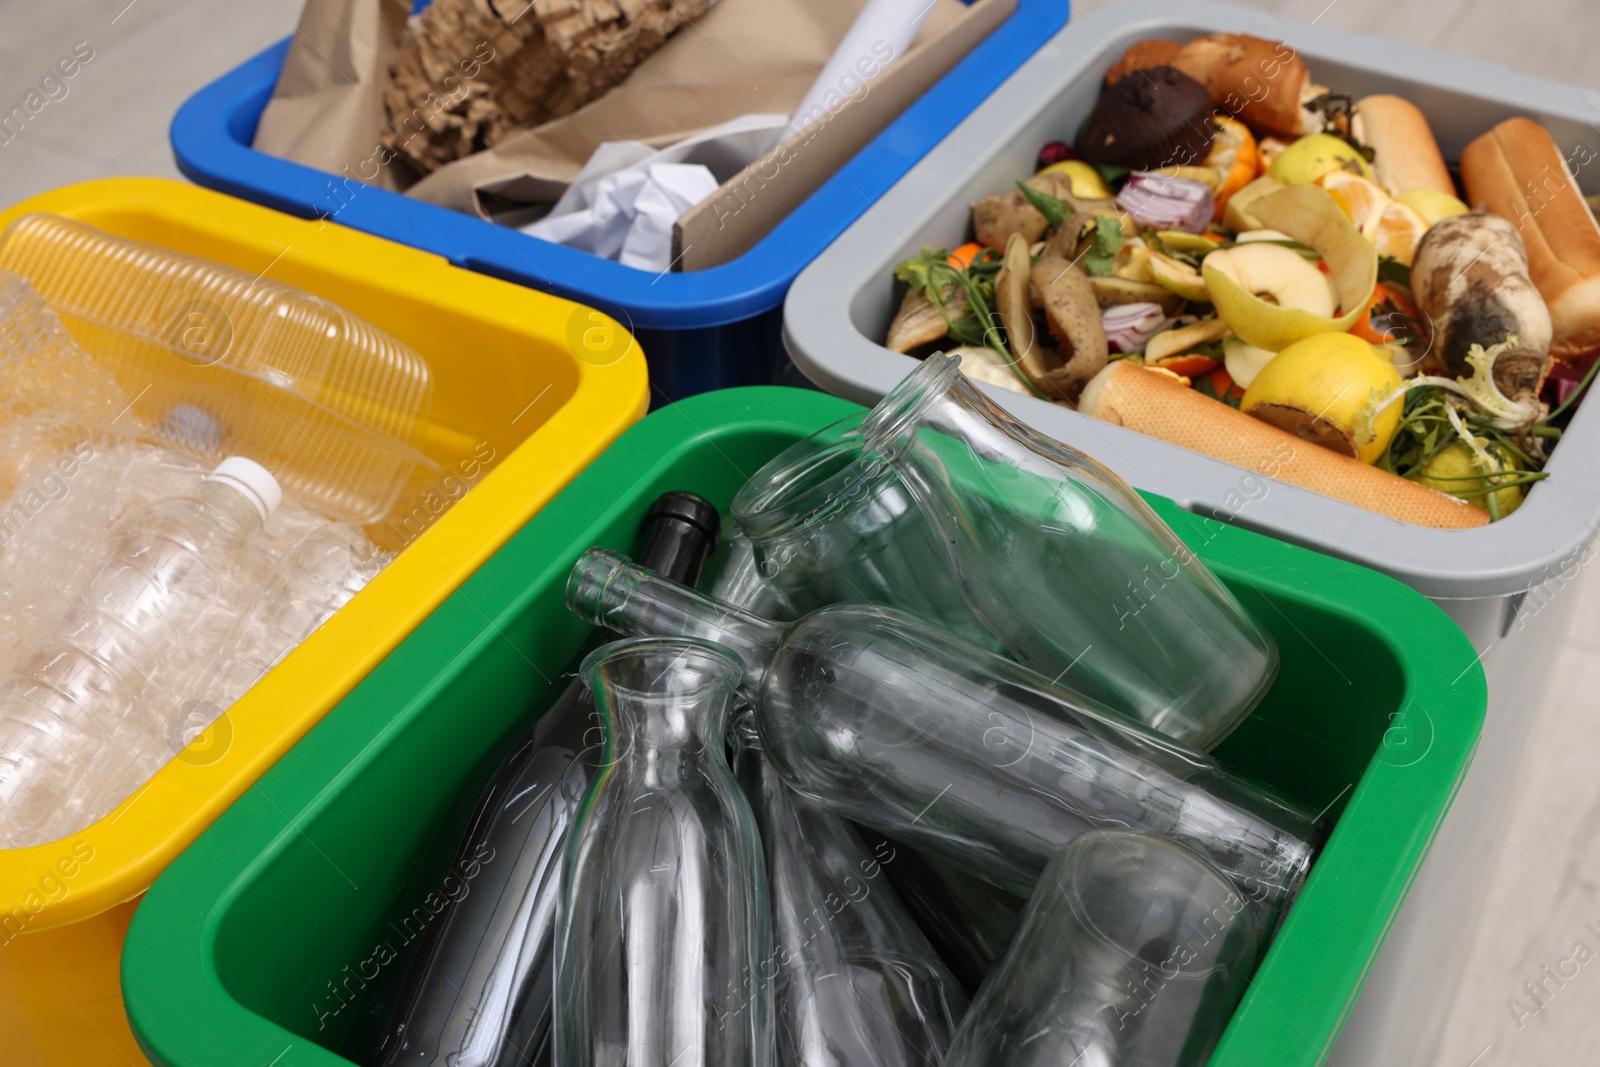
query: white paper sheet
[
  {"left": 519, "top": 113, "right": 790, "bottom": 272},
  {"left": 788, "top": 0, "right": 935, "bottom": 132}
]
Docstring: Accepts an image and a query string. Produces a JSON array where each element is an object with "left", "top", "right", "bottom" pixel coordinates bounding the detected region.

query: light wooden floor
[{"left": 3, "top": 0, "right": 1599, "bottom": 1064}]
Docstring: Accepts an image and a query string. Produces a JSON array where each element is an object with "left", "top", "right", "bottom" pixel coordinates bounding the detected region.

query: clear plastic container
[{"left": 0, "top": 214, "right": 434, "bottom": 523}]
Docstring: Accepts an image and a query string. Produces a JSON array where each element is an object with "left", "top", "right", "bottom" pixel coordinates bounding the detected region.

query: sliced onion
[
  {"left": 1101, "top": 302, "right": 1167, "bottom": 353},
  {"left": 1116, "top": 172, "right": 1214, "bottom": 234}
]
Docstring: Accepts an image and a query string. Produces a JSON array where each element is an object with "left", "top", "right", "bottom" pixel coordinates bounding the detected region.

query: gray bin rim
[{"left": 783, "top": 0, "right": 1600, "bottom": 603}]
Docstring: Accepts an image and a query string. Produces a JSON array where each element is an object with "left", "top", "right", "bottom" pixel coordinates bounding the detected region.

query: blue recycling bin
[{"left": 168, "top": 0, "right": 1068, "bottom": 403}]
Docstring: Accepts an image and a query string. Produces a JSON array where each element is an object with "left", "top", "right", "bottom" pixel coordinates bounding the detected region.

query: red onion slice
[
  {"left": 1116, "top": 172, "right": 1214, "bottom": 234},
  {"left": 1101, "top": 302, "right": 1167, "bottom": 353}
]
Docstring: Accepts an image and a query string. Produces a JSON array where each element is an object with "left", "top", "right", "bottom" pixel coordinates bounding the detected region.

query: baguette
[
  {"left": 1351, "top": 95, "right": 1455, "bottom": 197},
  {"left": 1170, "top": 34, "right": 1318, "bottom": 139},
  {"left": 1461, "top": 117, "right": 1600, "bottom": 360},
  {"left": 1078, "top": 362, "right": 1489, "bottom": 529}
]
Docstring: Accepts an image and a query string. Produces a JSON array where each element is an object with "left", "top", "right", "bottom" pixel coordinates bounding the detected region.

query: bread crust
[
  {"left": 1105, "top": 39, "right": 1184, "bottom": 85},
  {"left": 1078, "top": 362, "right": 1489, "bottom": 528},
  {"left": 1353, "top": 95, "right": 1455, "bottom": 197},
  {"left": 1171, "top": 33, "right": 1311, "bottom": 139},
  {"left": 1462, "top": 117, "right": 1600, "bottom": 360}
]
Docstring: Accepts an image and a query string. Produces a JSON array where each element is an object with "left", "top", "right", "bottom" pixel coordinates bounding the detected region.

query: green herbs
[
  {"left": 1376, "top": 384, "right": 1547, "bottom": 516},
  {"left": 1016, "top": 181, "right": 1070, "bottom": 230},
  {"left": 1377, "top": 255, "right": 1411, "bottom": 290},
  {"left": 892, "top": 246, "right": 1002, "bottom": 350},
  {"left": 1012, "top": 184, "right": 1125, "bottom": 276},
  {"left": 1079, "top": 216, "right": 1126, "bottom": 277},
  {"left": 893, "top": 245, "right": 1047, "bottom": 398},
  {"left": 1191, "top": 367, "right": 1242, "bottom": 409}
]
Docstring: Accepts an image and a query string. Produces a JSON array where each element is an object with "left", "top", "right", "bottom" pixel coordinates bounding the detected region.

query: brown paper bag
[{"left": 252, "top": 0, "right": 414, "bottom": 192}]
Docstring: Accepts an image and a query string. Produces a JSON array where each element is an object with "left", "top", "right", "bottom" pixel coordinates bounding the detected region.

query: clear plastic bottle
[
  {"left": 565, "top": 549, "right": 1319, "bottom": 943},
  {"left": 732, "top": 714, "right": 966, "bottom": 1067},
  {"left": 555, "top": 637, "right": 775, "bottom": 1067},
  {"left": 140, "top": 521, "right": 390, "bottom": 797},
  {"left": 0, "top": 456, "right": 281, "bottom": 847},
  {"left": 944, "top": 831, "right": 1256, "bottom": 1067}
]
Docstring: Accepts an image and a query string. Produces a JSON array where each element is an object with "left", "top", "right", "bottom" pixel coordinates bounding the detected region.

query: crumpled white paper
[{"left": 519, "top": 113, "right": 790, "bottom": 273}]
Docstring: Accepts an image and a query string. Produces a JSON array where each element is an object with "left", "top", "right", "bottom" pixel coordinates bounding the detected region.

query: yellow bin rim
[{"left": 0, "top": 178, "right": 648, "bottom": 935}]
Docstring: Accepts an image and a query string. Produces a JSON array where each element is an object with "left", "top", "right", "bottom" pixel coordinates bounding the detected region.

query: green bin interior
[{"left": 122, "top": 386, "right": 1488, "bottom": 1066}]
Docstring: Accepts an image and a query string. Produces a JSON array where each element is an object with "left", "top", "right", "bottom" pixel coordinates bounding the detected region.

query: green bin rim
[{"left": 122, "top": 386, "right": 1488, "bottom": 1066}]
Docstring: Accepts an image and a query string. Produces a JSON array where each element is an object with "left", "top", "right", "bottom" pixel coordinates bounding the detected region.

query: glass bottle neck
[
  {"left": 580, "top": 637, "right": 744, "bottom": 773},
  {"left": 568, "top": 549, "right": 785, "bottom": 691}
]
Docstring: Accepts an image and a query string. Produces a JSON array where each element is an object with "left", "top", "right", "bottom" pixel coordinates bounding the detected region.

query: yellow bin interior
[{"left": 0, "top": 178, "right": 649, "bottom": 1066}]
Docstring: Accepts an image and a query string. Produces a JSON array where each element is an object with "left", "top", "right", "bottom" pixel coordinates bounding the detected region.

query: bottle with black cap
[{"left": 376, "top": 491, "right": 720, "bottom": 1067}]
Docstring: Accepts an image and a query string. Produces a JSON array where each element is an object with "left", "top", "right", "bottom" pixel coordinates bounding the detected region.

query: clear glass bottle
[
  {"left": 705, "top": 527, "right": 788, "bottom": 620},
  {"left": 566, "top": 549, "right": 1318, "bottom": 943},
  {"left": 730, "top": 416, "right": 994, "bottom": 647},
  {"left": 0, "top": 457, "right": 280, "bottom": 848},
  {"left": 376, "top": 492, "right": 720, "bottom": 1067},
  {"left": 555, "top": 637, "right": 775, "bottom": 1067},
  {"left": 860, "top": 830, "right": 1024, "bottom": 997},
  {"left": 732, "top": 714, "right": 966, "bottom": 1066},
  {"left": 944, "top": 830, "right": 1257, "bottom": 1067},
  {"left": 852, "top": 352, "right": 1278, "bottom": 752}
]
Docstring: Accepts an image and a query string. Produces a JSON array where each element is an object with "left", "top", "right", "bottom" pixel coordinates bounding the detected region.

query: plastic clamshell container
[
  {"left": 0, "top": 213, "right": 435, "bottom": 523},
  {"left": 0, "top": 178, "right": 646, "bottom": 1066},
  {"left": 783, "top": 0, "right": 1600, "bottom": 651},
  {"left": 122, "top": 386, "right": 1486, "bottom": 1067},
  {"left": 167, "top": 0, "right": 1069, "bottom": 404}
]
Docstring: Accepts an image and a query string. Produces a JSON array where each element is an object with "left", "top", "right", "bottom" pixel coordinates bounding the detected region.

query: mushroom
[
  {"left": 1031, "top": 252, "right": 1109, "bottom": 401},
  {"left": 886, "top": 284, "right": 968, "bottom": 354}
]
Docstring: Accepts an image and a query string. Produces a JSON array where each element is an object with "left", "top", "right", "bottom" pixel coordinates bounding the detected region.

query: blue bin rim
[{"left": 169, "top": 0, "right": 1068, "bottom": 332}]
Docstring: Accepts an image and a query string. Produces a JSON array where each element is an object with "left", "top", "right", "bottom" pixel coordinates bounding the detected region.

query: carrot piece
[
  {"left": 1152, "top": 354, "right": 1221, "bottom": 378},
  {"left": 947, "top": 242, "right": 983, "bottom": 270}
]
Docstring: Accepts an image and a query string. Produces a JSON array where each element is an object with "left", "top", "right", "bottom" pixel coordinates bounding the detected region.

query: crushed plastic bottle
[
  {"left": 0, "top": 457, "right": 281, "bottom": 848},
  {"left": 0, "top": 268, "right": 125, "bottom": 504}
]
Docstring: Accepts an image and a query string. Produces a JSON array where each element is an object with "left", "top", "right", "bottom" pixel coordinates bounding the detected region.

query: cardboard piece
[
  {"left": 403, "top": 0, "right": 981, "bottom": 215},
  {"left": 674, "top": 0, "right": 1014, "bottom": 271}
]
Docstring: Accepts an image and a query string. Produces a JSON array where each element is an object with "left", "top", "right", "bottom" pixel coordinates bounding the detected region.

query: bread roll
[
  {"left": 1352, "top": 95, "right": 1455, "bottom": 197},
  {"left": 1170, "top": 34, "right": 1317, "bottom": 139},
  {"left": 1078, "top": 362, "right": 1489, "bottom": 529},
  {"left": 1462, "top": 117, "right": 1600, "bottom": 360},
  {"left": 1105, "top": 39, "right": 1184, "bottom": 85}
]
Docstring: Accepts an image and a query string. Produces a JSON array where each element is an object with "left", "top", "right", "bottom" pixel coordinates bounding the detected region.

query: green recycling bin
[{"left": 121, "top": 386, "right": 1487, "bottom": 1066}]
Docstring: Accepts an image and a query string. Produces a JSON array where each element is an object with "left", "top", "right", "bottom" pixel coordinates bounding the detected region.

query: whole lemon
[
  {"left": 1418, "top": 442, "right": 1524, "bottom": 517},
  {"left": 1241, "top": 332, "right": 1402, "bottom": 464},
  {"left": 1268, "top": 134, "right": 1375, "bottom": 186}
]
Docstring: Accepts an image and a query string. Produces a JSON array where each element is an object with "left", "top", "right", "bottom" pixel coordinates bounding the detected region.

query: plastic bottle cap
[{"left": 205, "top": 456, "right": 283, "bottom": 521}]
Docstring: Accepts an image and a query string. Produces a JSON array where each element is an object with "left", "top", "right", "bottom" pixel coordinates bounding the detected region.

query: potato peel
[{"left": 1203, "top": 184, "right": 1378, "bottom": 351}]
